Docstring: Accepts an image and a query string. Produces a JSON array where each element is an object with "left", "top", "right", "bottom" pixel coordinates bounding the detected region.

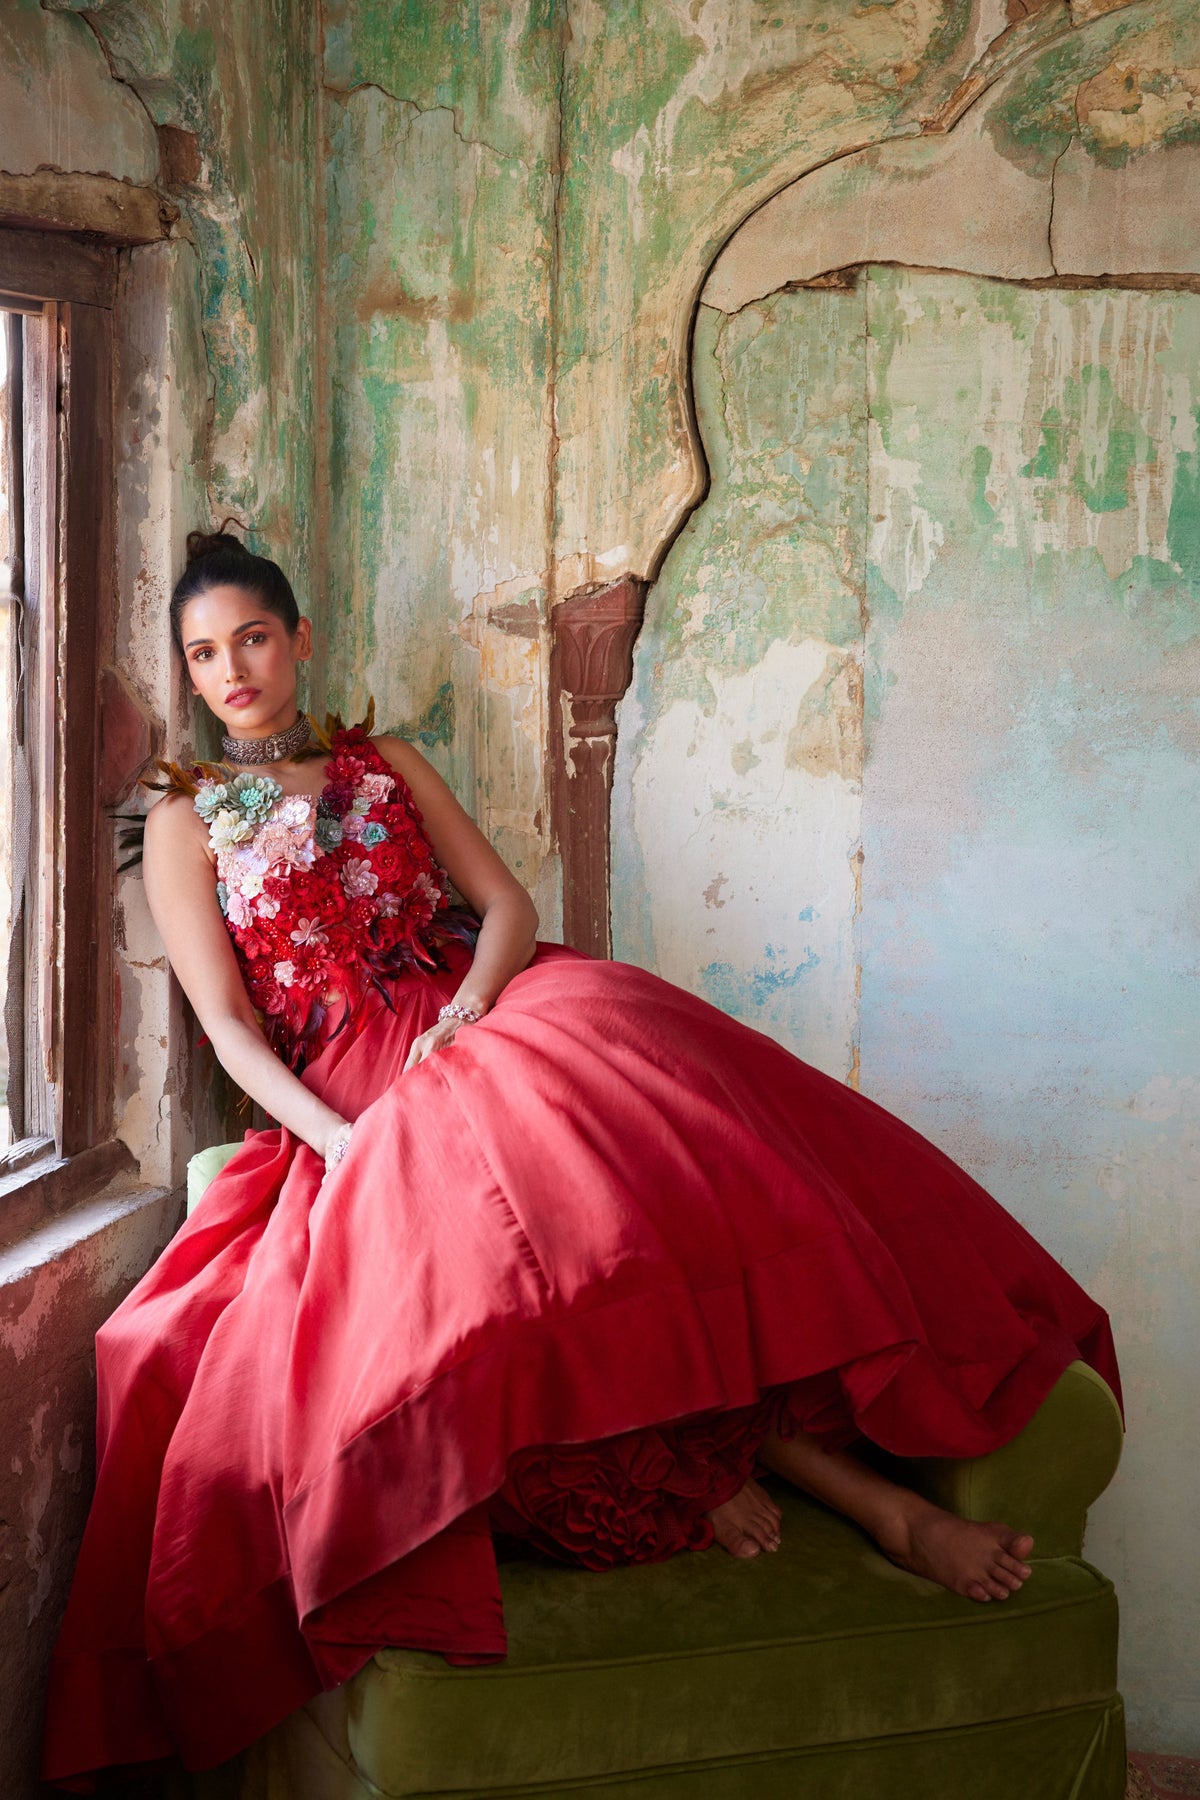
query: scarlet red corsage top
[{"left": 190, "top": 724, "right": 478, "bottom": 1070}]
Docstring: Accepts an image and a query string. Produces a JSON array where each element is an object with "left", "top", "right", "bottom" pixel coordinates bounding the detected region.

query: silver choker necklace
[{"left": 221, "top": 713, "right": 312, "bottom": 764}]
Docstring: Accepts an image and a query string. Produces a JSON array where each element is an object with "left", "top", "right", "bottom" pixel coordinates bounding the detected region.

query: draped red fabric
[{"left": 41, "top": 942, "right": 1119, "bottom": 1785}]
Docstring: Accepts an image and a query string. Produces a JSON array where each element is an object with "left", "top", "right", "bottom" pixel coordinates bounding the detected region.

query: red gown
[{"left": 42, "top": 727, "right": 1120, "bottom": 1785}]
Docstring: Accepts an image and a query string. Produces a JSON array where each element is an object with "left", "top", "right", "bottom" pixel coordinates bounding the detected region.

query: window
[{"left": 0, "top": 229, "right": 117, "bottom": 1199}]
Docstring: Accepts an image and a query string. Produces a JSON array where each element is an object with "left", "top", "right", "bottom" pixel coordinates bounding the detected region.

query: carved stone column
[{"left": 550, "top": 576, "right": 647, "bottom": 958}]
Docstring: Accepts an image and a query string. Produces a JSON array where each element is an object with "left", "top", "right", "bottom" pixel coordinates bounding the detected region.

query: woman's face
[{"left": 180, "top": 583, "right": 313, "bottom": 739}]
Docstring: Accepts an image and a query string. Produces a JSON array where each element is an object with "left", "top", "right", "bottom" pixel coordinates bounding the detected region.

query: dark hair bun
[
  {"left": 185, "top": 528, "right": 247, "bottom": 565},
  {"left": 170, "top": 525, "right": 301, "bottom": 654}
]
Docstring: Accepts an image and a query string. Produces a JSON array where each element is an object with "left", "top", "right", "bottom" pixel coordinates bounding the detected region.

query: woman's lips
[{"left": 225, "top": 689, "right": 260, "bottom": 707}]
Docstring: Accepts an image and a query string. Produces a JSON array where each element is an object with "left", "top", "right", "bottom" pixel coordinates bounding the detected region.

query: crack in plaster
[
  {"left": 320, "top": 79, "right": 526, "bottom": 166},
  {"left": 1047, "top": 136, "right": 1071, "bottom": 275},
  {"left": 918, "top": 0, "right": 1078, "bottom": 134},
  {"left": 545, "top": 0, "right": 571, "bottom": 613},
  {"left": 42, "top": 0, "right": 161, "bottom": 147}
]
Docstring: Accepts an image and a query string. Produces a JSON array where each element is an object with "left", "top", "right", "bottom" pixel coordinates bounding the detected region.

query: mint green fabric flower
[
  {"left": 194, "top": 781, "right": 231, "bottom": 822},
  {"left": 230, "top": 772, "right": 283, "bottom": 824}
]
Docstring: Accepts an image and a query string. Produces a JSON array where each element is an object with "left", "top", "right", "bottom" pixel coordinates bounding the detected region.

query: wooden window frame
[{"left": 0, "top": 226, "right": 119, "bottom": 1214}]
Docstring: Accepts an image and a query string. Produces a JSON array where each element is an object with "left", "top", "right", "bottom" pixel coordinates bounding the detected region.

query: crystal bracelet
[{"left": 438, "top": 1003, "right": 481, "bottom": 1026}]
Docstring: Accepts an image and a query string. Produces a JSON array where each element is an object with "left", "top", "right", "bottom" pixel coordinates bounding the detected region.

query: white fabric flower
[
  {"left": 277, "top": 796, "right": 312, "bottom": 830},
  {"left": 273, "top": 960, "right": 296, "bottom": 987},
  {"left": 210, "top": 808, "right": 253, "bottom": 851}
]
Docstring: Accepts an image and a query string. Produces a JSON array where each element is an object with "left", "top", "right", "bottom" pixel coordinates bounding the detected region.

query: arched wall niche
[{"left": 610, "top": 0, "right": 1200, "bottom": 1753}]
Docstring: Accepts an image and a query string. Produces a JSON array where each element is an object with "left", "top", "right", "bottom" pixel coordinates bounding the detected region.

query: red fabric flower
[{"left": 370, "top": 841, "right": 410, "bottom": 885}]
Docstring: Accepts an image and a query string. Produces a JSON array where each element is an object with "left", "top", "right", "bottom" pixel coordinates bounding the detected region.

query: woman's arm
[
  {"left": 372, "top": 735, "right": 539, "bottom": 1068},
  {"left": 142, "top": 795, "right": 350, "bottom": 1161}
]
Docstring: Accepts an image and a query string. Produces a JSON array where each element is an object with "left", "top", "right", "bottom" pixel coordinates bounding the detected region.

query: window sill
[
  {"left": 0, "top": 1137, "right": 143, "bottom": 1252},
  {"left": 0, "top": 1171, "right": 182, "bottom": 1289}
]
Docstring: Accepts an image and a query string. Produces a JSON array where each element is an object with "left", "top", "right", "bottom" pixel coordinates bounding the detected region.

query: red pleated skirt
[{"left": 42, "top": 943, "right": 1119, "bottom": 1786}]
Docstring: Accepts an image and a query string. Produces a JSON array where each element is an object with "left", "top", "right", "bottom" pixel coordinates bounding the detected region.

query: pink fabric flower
[
  {"left": 273, "top": 960, "right": 296, "bottom": 988},
  {"left": 341, "top": 858, "right": 378, "bottom": 899},
  {"left": 360, "top": 772, "right": 395, "bottom": 806},
  {"left": 289, "top": 917, "right": 328, "bottom": 947},
  {"left": 226, "top": 890, "right": 253, "bottom": 929}
]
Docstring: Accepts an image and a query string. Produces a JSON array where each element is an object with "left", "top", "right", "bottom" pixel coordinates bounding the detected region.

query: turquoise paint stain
[
  {"left": 1070, "top": 366, "right": 1152, "bottom": 514},
  {"left": 702, "top": 945, "right": 820, "bottom": 1012},
  {"left": 1166, "top": 409, "right": 1200, "bottom": 589},
  {"left": 414, "top": 681, "right": 456, "bottom": 748},
  {"left": 797, "top": 905, "right": 814, "bottom": 922},
  {"left": 969, "top": 444, "right": 995, "bottom": 532},
  {"left": 1022, "top": 405, "right": 1066, "bottom": 481},
  {"left": 1019, "top": 370, "right": 1153, "bottom": 515}
]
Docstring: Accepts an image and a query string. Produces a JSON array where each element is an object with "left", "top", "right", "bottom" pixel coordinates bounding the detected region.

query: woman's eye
[
  {"left": 192, "top": 648, "right": 212, "bottom": 662},
  {"left": 243, "top": 633, "right": 267, "bottom": 645}
]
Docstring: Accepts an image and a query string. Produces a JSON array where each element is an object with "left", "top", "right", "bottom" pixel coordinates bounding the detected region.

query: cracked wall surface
[
  {"left": 613, "top": 3, "right": 1200, "bottom": 1753},
  {"left": 318, "top": 2, "right": 562, "bottom": 918},
  {"left": 3, "top": 0, "right": 1200, "bottom": 1779}
]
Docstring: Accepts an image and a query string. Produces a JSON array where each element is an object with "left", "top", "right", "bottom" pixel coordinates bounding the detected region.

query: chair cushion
[
  {"left": 337, "top": 1484, "right": 1117, "bottom": 1797},
  {"left": 187, "top": 1142, "right": 241, "bottom": 1215}
]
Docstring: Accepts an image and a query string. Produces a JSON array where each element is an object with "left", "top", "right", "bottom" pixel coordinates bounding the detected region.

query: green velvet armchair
[{"left": 186, "top": 1145, "right": 1125, "bottom": 1800}]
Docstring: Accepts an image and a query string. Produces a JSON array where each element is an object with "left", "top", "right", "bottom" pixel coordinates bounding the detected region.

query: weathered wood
[
  {"left": 60, "top": 300, "right": 115, "bottom": 1155},
  {"left": 20, "top": 303, "right": 57, "bottom": 1143},
  {"left": 550, "top": 577, "right": 647, "bottom": 960},
  {"left": 0, "top": 172, "right": 175, "bottom": 249},
  {"left": 0, "top": 1137, "right": 138, "bottom": 1253},
  {"left": 0, "top": 227, "right": 117, "bottom": 308}
]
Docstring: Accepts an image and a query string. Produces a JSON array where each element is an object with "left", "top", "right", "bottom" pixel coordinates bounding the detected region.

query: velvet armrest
[{"left": 888, "top": 1361, "right": 1123, "bottom": 1559}]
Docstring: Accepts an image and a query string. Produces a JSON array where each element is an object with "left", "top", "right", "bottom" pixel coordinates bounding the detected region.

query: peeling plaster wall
[
  {"left": 317, "top": 0, "right": 1007, "bottom": 927},
  {"left": 319, "top": 1, "right": 562, "bottom": 920},
  {"left": 613, "top": 1, "right": 1200, "bottom": 1753},
  {"left": 0, "top": 1189, "right": 179, "bottom": 1797},
  {"left": 0, "top": 5, "right": 319, "bottom": 1795}
]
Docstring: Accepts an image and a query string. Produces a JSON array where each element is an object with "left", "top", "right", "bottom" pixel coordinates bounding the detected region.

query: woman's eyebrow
[{"left": 184, "top": 617, "right": 271, "bottom": 648}]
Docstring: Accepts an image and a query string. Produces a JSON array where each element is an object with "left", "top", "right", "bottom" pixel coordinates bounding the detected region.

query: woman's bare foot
[
  {"left": 707, "top": 1477, "right": 783, "bottom": 1558},
  {"left": 878, "top": 1500, "right": 1034, "bottom": 1602},
  {"left": 755, "top": 1425, "right": 1034, "bottom": 1603}
]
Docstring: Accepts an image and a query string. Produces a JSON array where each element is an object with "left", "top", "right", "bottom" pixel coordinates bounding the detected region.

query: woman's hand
[{"left": 403, "top": 1016, "right": 469, "bottom": 1073}]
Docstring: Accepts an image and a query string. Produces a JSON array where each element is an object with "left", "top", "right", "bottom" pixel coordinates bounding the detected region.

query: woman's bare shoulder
[
  {"left": 143, "top": 788, "right": 213, "bottom": 861},
  {"left": 370, "top": 732, "right": 425, "bottom": 773},
  {"left": 369, "top": 733, "right": 441, "bottom": 794}
]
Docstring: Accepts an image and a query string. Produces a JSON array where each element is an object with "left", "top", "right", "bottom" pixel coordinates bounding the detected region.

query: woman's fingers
[{"left": 403, "top": 1021, "right": 461, "bottom": 1072}]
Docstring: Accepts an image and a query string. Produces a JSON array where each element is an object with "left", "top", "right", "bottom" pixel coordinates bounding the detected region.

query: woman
[{"left": 42, "top": 532, "right": 1119, "bottom": 1784}]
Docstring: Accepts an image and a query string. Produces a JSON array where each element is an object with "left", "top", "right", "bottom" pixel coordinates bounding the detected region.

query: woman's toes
[{"left": 996, "top": 1550, "right": 1032, "bottom": 1581}]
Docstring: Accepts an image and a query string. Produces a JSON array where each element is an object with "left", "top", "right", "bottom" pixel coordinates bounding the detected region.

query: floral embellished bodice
[{"left": 190, "top": 726, "right": 478, "bottom": 1071}]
